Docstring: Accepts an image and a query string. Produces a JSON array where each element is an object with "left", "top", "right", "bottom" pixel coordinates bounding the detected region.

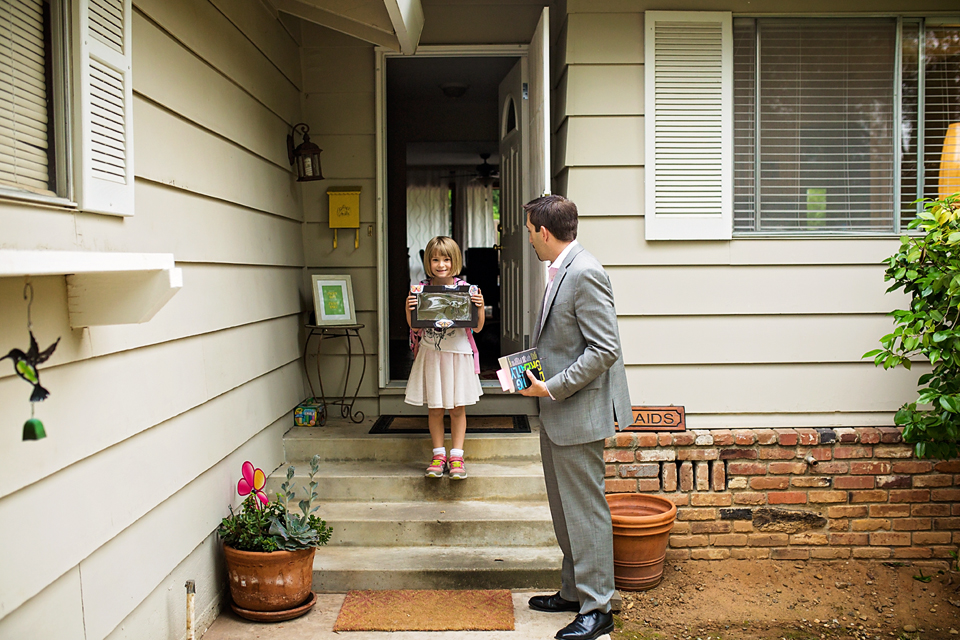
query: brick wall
[{"left": 603, "top": 427, "right": 960, "bottom": 561}]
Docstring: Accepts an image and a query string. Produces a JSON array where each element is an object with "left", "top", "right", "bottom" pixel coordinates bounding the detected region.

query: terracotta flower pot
[
  {"left": 606, "top": 493, "right": 677, "bottom": 591},
  {"left": 223, "top": 545, "right": 316, "bottom": 613}
]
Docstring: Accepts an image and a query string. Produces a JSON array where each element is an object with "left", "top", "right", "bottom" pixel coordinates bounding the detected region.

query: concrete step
[
  {"left": 267, "top": 460, "right": 548, "bottom": 502},
  {"left": 278, "top": 416, "right": 560, "bottom": 591},
  {"left": 284, "top": 423, "right": 542, "bottom": 464},
  {"left": 311, "top": 546, "right": 563, "bottom": 591},
  {"left": 378, "top": 388, "right": 540, "bottom": 416},
  {"left": 318, "top": 501, "right": 558, "bottom": 547}
]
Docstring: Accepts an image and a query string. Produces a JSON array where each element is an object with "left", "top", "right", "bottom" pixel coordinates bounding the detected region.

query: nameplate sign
[{"left": 621, "top": 406, "right": 685, "bottom": 431}]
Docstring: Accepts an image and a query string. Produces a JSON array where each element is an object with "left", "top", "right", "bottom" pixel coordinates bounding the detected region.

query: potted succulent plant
[{"left": 218, "top": 455, "right": 331, "bottom": 621}]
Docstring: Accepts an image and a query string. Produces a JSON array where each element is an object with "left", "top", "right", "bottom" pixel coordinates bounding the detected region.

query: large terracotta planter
[
  {"left": 606, "top": 493, "right": 677, "bottom": 591},
  {"left": 223, "top": 545, "right": 315, "bottom": 613}
]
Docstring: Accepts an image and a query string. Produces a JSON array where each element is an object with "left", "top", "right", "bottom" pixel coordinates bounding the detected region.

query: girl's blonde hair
[{"left": 423, "top": 236, "right": 463, "bottom": 278}]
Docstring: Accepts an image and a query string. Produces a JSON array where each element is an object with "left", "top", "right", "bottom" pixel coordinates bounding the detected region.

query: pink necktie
[{"left": 540, "top": 266, "right": 559, "bottom": 330}]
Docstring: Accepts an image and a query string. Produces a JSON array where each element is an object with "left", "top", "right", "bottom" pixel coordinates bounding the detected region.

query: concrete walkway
[{"left": 201, "top": 591, "right": 612, "bottom": 640}]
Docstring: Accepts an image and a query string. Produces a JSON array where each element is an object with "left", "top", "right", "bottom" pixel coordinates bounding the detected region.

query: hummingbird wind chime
[{"left": 2, "top": 280, "right": 60, "bottom": 440}]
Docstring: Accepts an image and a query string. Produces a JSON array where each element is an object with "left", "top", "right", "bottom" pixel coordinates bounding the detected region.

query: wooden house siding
[
  {"left": 300, "top": 22, "right": 380, "bottom": 420},
  {"left": 0, "top": 0, "right": 304, "bottom": 637},
  {"left": 551, "top": 2, "right": 951, "bottom": 430}
]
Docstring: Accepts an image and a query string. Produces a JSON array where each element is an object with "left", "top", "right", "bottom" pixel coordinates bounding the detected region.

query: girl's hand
[
  {"left": 471, "top": 288, "right": 485, "bottom": 333},
  {"left": 407, "top": 292, "right": 417, "bottom": 310}
]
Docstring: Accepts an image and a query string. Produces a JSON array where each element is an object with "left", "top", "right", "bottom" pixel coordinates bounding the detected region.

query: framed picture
[
  {"left": 311, "top": 274, "right": 356, "bottom": 326},
  {"left": 410, "top": 284, "right": 479, "bottom": 329}
]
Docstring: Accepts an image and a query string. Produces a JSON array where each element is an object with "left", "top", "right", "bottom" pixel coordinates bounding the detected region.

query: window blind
[
  {"left": 0, "top": 0, "right": 53, "bottom": 195},
  {"left": 734, "top": 18, "right": 897, "bottom": 232},
  {"left": 901, "top": 22, "right": 960, "bottom": 226}
]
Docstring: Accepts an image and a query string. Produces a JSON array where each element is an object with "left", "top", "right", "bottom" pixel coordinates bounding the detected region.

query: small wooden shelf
[{"left": 0, "top": 250, "right": 183, "bottom": 328}]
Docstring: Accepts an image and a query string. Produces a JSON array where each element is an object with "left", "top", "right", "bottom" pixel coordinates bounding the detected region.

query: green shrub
[{"left": 865, "top": 194, "right": 960, "bottom": 460}]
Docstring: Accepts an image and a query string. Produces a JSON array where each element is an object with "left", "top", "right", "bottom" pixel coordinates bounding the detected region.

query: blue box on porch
[{"left": 294, "top": 398, "right": 326, "bottom": 427}]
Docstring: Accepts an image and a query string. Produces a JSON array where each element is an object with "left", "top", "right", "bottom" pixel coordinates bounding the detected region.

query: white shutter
[
  {"left": 74, "top": 0, "right": 133, "bottom": 215},
  {"left": 0, "top": 0, "right": 54, "bottom": 196},
  {"left": 644, "top": 11, "right": 732, "bottom": 240}
]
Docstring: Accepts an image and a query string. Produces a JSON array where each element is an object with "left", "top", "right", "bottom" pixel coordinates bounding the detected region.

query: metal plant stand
[{"left": 303, "top": 324, "right": 366, "bottom": 423}]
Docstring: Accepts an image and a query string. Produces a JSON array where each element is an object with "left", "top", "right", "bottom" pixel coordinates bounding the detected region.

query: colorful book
[{"left": 497, "top": 348, "right": 545, "bottom": 393}]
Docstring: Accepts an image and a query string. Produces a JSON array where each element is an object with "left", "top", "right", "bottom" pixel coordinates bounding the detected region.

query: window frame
[
  {"left": 0, "top": 0, "right": 75, "bottom": 208},
  {"left": 900, "top": 16, "right": 960, "bottom": 227},
  {"left": 730, "top": 14, "right": 909, "bottom": 238},
  {"left": 1, "top": 0, "right": 135, "bottom": 216},
  {"left": 720, "top": 12, "right": 960, "bottom": 239}
]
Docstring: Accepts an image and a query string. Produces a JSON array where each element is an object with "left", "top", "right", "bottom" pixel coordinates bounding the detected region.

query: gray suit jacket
[{"left": 532, "top": 243, "right": 632, "bottom": 446}]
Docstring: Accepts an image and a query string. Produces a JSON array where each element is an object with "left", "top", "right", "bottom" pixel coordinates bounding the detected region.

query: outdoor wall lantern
[{"left": 287, "top": 122, "right": 324, "bottom": 182}]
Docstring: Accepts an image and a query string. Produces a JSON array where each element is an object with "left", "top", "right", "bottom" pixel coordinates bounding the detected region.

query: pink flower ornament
[{"left": 237, "top": 461, "right": 268, "bottom": 507}]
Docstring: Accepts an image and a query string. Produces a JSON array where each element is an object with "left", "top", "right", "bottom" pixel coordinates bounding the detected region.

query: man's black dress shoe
[
  {"left": 555, "top": 610, "right": 615, "bottom": 640},
  {"left": 528, "top": 592, "right": 580, "bottom": 613}
]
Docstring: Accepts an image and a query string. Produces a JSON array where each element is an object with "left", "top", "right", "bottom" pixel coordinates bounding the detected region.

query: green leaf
[{"left": 940, "top": 396, "right": 956, "bottom": 413}]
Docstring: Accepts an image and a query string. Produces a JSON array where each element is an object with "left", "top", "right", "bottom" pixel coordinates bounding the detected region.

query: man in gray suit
[{"left": 519, "top": 195, "right": 632, "bottom": 640}]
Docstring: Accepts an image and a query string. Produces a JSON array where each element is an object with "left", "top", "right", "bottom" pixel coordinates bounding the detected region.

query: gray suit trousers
[{"left": 539, "top": 427, "right": 615, "bottom": 614}]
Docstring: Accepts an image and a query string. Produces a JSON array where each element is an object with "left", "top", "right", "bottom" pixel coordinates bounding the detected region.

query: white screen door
[{"left": 499, "top": 7, "right": 550, "bottom": 355}]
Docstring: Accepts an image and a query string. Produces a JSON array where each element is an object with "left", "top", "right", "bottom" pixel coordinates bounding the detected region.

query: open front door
[{"left": 499, "top": 7, "right": 550, "bottom": 355}]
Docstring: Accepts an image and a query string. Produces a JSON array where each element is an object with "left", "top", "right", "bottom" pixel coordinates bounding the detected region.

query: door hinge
[{"left": 522, "top": 83, "right": 529, "bottom": 99}]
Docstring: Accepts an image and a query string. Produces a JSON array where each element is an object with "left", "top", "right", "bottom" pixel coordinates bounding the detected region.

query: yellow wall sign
[{"left": 327, "top": 187, "right": 361, "bottom": 248}]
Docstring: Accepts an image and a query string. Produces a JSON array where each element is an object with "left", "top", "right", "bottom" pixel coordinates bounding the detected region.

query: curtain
[
  {"left": 454, "top": 177, "right": 497, "bottom": 251},
  {"left": 406, "top": 169, "right": 449, "bottom": 285}
]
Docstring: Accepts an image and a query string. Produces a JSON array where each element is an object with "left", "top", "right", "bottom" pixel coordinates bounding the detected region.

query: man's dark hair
[{"left": 523, "top": 194, "right": 578, "bottom": 242}]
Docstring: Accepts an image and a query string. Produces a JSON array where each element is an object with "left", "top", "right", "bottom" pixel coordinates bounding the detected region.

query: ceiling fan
[
  {"left": 474, "top": 153, "right": 499, "bottom": 184},
  {"left": 448, "top": 153, "right": 499, "bottom": 186}
]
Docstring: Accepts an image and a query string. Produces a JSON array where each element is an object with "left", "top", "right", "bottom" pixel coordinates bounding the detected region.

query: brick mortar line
[{"left": 602, "top": 426, "right": 960, "bottom": 557}]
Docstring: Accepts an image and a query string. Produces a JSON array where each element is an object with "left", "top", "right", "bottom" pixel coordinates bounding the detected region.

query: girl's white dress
[{"left": 405, "top": 327, "right": 483, "bottom": 409}]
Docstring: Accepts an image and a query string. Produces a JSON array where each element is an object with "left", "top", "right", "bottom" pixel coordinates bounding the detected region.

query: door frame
[{"left": 374, "top": 44, "right": 529, "bottom": 387}]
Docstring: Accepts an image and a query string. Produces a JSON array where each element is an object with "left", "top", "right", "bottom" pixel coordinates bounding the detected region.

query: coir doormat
[
  {"left": 332, "top": 589, "right": 515, "bottom": 631},
  {"left": 369, "top": 414, "right": 530, "bottom": 434}
]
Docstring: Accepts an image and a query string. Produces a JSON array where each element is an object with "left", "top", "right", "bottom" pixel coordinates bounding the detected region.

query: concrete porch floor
[{"left": 201, "top": 591, "right": 612, "bottom": 640}]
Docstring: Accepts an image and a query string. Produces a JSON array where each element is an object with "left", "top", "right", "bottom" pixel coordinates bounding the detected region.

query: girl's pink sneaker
[
  {"left": 425, "top": 454, "right": 446, "bottom": 478},
  {"left": 448, "top": 456, "right": 467, "bottom": 480}
]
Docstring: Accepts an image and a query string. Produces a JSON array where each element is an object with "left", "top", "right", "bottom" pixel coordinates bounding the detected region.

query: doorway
[
  {"left": 376, "top": 9, "right": 551, "bottom": 388},
  {"left": 383, "top": 54, "right": 517, "bottom": 382}
]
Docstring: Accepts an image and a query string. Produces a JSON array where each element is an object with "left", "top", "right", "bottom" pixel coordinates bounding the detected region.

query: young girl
[{"left": 405, "top": 236, "right": 485, "bottom": 480}]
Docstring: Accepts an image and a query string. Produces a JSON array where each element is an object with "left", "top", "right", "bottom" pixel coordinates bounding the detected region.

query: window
[
  {"left": 0, "top": 0, "right": 134, "bottom": 215},
  {"left": 900, "top": 20, "right": 960, "bottom": 226},
  {"left": 645, "top": 12, "right": 960, "bottom": 239},
  {"left": 0, "top": 0, "right": 67, "bottom": 199},
  {"left": 733, "top": 18, "right": 898, "bottom": 233}
]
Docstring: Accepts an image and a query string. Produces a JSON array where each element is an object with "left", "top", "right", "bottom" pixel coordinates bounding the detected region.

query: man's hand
[{"left": 518, "top": 370, "right": 550, "bottom": 397}]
